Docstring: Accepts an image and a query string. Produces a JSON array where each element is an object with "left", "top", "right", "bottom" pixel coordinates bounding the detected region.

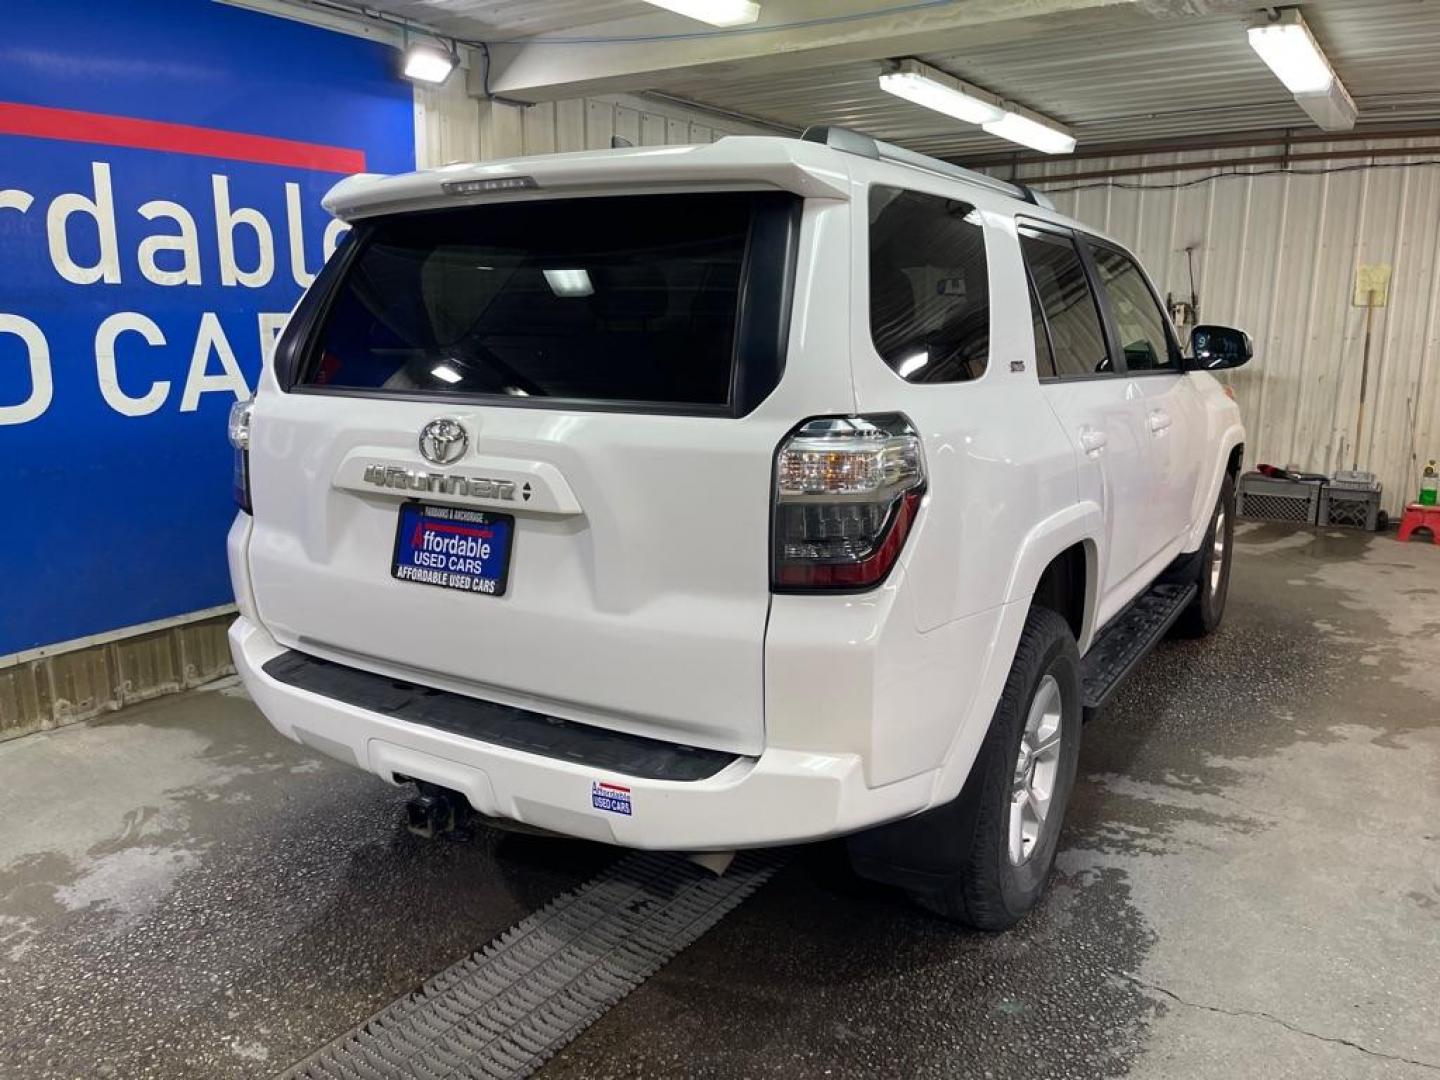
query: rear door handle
[
  {"left": 1079, "top": 427, "right": 1108, "bottom": 455},
  {"left": 1148, "top": 410, "right": 1173, "bottom": 434}
]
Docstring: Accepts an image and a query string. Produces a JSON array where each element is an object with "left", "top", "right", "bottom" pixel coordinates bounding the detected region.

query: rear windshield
[{"left": 300, "top": 193, "right": 773, "bottom": 409}]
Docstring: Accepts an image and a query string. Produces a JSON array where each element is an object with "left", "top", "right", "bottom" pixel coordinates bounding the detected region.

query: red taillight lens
[
  {"left": 771, "top": 414, "right": 926, "bottom": 592},
  {"left": 228, "top": 399, "right": 253, "bottom": 514}
]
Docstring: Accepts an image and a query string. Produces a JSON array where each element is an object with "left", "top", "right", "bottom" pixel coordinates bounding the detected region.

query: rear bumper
[{"left": 230, "top": 616, "right": 935, "bottom": 850}]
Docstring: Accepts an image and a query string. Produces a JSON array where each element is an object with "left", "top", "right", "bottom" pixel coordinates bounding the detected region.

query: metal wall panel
[
  {"left": 1010, "top": 141, "right": 1440, "bottom": 516},
  {"left": 416, "top": 80, "right": 766, "bottom": 168},
  {"left": 0, "top": 616, "right": 233, "bottom": 742}
]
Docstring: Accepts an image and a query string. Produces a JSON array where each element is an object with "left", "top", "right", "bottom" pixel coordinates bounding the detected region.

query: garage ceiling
[
  {"left": 648, "top": 0, "right": 1440, "bottom": 158},
  {"left": 333, "top": 0, "right": 1440, "bottom": 157},
  {"left": 341, "top": 0, "right": 658, "bottom": 38}
]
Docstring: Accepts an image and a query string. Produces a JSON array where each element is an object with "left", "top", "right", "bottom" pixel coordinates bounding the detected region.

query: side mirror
[{"left": 1188, "top": 325, "right": 1252, "bottom": 370}]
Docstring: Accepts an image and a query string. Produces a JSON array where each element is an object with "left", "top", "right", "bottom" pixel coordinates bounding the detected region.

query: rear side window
[
  {"left": 1020, "top": 225, "right": 1112, "bottom": 379},
  {"left": 869, "top": 186, "right": 989, "bottom": 383},
  {"left": 299, "top": 192, "right": 792, "bottom": 411},
  {"left": 1088, "top": 244, "right": 1178, "bottom": 372}
]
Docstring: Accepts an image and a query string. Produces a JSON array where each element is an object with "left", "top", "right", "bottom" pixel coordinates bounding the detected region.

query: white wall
[
  {"left": 1008, "top": 139, "right": 1440, "bottom": 516},
  {"left": 414, "top": 69, "right": 771, "bottom": 167}
]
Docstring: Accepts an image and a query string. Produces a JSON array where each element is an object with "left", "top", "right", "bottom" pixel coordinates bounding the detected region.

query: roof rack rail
[{"left": 799, "top": 125, "right": 1053, "bottom": 209}]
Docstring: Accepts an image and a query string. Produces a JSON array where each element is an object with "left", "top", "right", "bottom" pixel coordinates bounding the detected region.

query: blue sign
[{"left": 0, "top": 0, "right": 415, "bottom": 655}]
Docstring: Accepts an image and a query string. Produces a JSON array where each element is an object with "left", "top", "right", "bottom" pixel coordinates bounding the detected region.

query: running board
[{"left": 1080, "top": 582, "right": 1197, "bottom": 719}]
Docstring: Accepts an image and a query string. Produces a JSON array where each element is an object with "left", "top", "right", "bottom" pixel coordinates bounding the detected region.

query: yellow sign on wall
[{"left": 1354, "top": 263, "right": 1392, "bottom": 307}]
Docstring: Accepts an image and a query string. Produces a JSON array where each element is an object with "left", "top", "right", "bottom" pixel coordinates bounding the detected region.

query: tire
[
  {"left": 847, "top": 606, "right": 1082, "bottom": 931},
  {"left": 1174, "top": 473, "right": 1235, "bottom": 638}
]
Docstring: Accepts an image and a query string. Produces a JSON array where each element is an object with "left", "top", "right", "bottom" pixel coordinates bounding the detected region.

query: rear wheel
[
  {"left": 848, "top": 606, "right": 1081, "bottom": 930},
  {"left": 1174, "top": 473, "right": 1235, "bottom": 637}
]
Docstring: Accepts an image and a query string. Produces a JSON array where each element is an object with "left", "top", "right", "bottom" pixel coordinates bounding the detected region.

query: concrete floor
[{"left": 2, "top": 524, "right": 1438, "bottom": 1079}]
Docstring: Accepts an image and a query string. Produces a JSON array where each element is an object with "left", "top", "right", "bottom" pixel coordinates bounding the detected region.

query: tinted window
[
  {"left": 1019, "top": 226, "right": 1111, "bottom": 378},
  {"left": 302, "top": 193, "right": 766, "bottom": 407},
  {"left": 1089, "top": 245, "right": 1176, "bottom": 371},
  {"left": 1027, "top": 272, "right": 1056, "bottom": 378},
  {"left": 869, "top": 186, "right": 989, "bottom": 383}
]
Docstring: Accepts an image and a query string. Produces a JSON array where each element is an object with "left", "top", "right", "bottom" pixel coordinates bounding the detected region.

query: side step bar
[{"left": 1079, "top": 582, "right": 1197, "bottom": 719}]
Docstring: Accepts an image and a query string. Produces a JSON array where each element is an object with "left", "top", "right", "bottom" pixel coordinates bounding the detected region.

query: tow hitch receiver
[{"left": 404, "top": 781, "right": 475, "bottom": 841}]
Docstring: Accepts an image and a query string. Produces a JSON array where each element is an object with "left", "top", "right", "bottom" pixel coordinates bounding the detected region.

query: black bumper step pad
[
  {"left": 262, "top": 650, "right": 740, "bottom": 782},
  {"left": 1079, "top": 582, "right": 1197, "bottom": 718}
]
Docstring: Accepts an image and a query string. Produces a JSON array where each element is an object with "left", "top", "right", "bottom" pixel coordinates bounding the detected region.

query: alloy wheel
[{"left": 1008, "top": 673, "right": 1064, "bottom": 866}]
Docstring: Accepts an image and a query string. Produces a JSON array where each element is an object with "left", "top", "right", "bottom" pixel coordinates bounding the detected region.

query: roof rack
[{"left": 799, "top": 125, "right": 1053, "bottom": 209}]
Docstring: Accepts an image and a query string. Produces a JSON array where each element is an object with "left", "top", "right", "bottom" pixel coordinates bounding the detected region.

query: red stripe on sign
[
  {"left": 421, "top": 523, "right": 495, "bottom": 540},
  {"left": 598, "top": 783, "right": 631, "bottom": 793},
  {"left": 0, "top": 101, "right": 366, "bottom": 173}
]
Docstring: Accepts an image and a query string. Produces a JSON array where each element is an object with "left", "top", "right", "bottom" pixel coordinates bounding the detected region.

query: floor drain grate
[{"left": 280, "top": 850, "right": 783, "bottom": 1080}]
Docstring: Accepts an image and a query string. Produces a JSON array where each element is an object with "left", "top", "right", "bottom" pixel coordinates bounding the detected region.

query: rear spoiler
[{"left": 321, "top": 138, "right": 851, "bottom": 221}]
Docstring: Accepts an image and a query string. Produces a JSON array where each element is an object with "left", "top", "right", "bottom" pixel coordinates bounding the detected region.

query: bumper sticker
[{"left": 591, "top": 781, "right": 632, "bottom": 816}]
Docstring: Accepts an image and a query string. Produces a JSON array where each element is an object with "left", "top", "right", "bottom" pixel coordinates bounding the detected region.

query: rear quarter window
[{"left": 868, "top": 186, "right": 990, "bottom": 383}]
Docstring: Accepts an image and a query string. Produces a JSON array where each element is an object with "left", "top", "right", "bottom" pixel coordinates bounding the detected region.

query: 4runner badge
[{"left": 363, "top": 464, "right": 517, "bottom": 501}]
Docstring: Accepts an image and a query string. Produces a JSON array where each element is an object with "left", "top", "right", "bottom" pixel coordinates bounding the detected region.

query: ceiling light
[
  {"left": 983, "top": 107, "right": 1076, "bottom": 155},
  {"left": 430, "top": 364, "right": 462, "bottom": 384},
  {"left": 642, "top": 0, "right": 760, "bottom": 27},
  {"left": 402, "top": 42, "right": 457, "bottom": 85},
  {"left": 878, "top": 60, "right": 1004, "bottom": 126},
  {"left": 543, "top": 269, "right": 594, "bottom": 298},
  {"left": 1296, "top": 77, "right": 1358, "bottom": 131},
  {"left": 1247, "top": 10, "right": 1334, "bottom": 95}
]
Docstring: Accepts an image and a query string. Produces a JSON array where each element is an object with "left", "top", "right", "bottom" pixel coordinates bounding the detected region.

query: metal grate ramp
[{"left": 281, "top": 850, "right": 782, "bottom": 1080}]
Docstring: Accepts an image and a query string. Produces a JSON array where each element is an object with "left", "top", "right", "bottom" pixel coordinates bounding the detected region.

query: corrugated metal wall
[
  {"left": 1, "top": 615, "right": 233, "bottom": 742},
  {"left": 415, "top": 74, "right": 768, "bottom": 167},
  {"left": 1007, "top": 140, "right": 1440, "bottom": 516}
]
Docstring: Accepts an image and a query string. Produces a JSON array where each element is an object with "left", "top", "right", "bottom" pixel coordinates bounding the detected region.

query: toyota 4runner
[{"left": 227, "top": 127, "right": 1250, "bottom": 929}]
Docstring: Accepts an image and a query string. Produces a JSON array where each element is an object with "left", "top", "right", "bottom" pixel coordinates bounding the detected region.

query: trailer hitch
[{"left": 404, "top": 780, "right": 475, "bottom": 841}]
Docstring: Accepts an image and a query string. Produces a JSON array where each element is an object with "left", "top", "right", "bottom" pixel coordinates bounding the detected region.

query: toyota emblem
[{"left": 418, "top": 418, "right": 469, "bottom": 465}]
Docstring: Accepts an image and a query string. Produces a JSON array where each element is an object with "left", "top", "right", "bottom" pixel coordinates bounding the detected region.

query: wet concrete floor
[{"left": 2, "top": 524, "right": 1437, "bottom": 1078}]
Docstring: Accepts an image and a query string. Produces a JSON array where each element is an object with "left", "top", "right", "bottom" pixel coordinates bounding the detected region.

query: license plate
[{"left": 391, "top": 502, "right": 513, "bottom": 597}]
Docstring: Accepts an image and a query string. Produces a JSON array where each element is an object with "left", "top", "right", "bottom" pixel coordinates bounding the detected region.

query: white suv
[{"left": 227, "top": 128, "right": 1249, "bottom": 929}]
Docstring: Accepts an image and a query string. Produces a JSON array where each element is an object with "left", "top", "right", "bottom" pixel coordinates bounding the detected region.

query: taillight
[
  {"left": 771, "top": 414, "right": 926, "bottom": 592},
  {"left": 228, "top": 399, "right": 253, "bottom": 513}
]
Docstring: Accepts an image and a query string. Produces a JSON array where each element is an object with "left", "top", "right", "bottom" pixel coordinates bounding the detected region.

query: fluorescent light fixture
[
  {"left": 402, "top": 42, "right": 456, "bottom": 84},
  {"left": 642, "top": 0, "right": 760, "bottom": 27},
  {"left": 983, "top": 106, "right": 1076, "bottom": 155},
  {"left": 430, "top": 364, "right": 462, "bottom": 384},
  {"left": 1247, "top": 10, "right": 1334, "bottom": 95},
  {"left": 543, "top": 268, "right": 594, "bottom": 298},
  {"left": 878, "top": 60, "right": 1004, "bottom": 126},
  {"left": 1296, "top": 78, "right": 1358, "bottom": 131}
]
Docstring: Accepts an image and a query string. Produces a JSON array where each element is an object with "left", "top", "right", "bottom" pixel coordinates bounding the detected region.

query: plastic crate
[
  {"left": 1238, "top": 472, "right": 1321, "bottom": 524},
  {"left": 1319, "top": 483, "right": 1382, "bottom": 531}
]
